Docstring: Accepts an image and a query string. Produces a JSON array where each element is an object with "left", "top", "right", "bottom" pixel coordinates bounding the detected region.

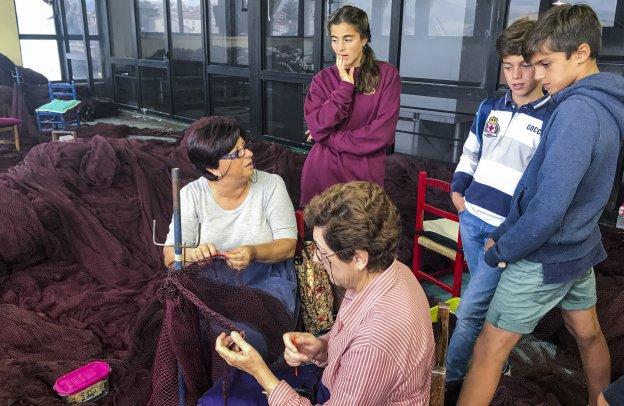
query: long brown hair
[{"left": 328, "top": 6, "right": 380, "bottom": 94}]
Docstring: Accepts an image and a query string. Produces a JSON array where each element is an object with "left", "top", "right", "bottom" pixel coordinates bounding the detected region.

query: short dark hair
[
  {"left": 522, "top": 4, "right": 602, "bottom": 61},
  {"left": 496, "top": 18, "right": 535, "bottom": 59},
  {"left": 186, "top": 116, "right": 246, "bottom": 181},
  {"left": 304, "top": 181, "right": 400, "bottom": 272}
]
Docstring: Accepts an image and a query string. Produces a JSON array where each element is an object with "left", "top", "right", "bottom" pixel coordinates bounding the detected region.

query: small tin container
[{"left": 53, "top": 361, "right": 111, "bottom": 404}]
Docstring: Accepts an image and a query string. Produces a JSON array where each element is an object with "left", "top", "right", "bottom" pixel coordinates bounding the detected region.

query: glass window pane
[
  {"left": 85, "top": 0, "right": 99, "bottom": 35},
  {"left": 70, "top": 59, "right": 89, "bottom": 81},
  {"left": 139, "top": 0, "right": 167, "bottom": 60},
  {"left": 171, "top": 0, "right": 203, "bottom": 58},
  {"left": 140, "top": 67, "right": 171, "bottom": 113},
  {"left": 170, "top": 0, "right": 205, "bottom": 118},
  {"left": 113, "top": 64, "right": 138, "bottom": 106},
  {"left": 15, "top": 0, "right": 56, "bottom": 35},
  {"left": 583, "top": 0, "right": 619, "bottom": 27},
  {"left": 20, "top": 40, "right": 62, "bottom": 81},
  {"left": 264, "top": 81, "right": 307, "bottom": 144},
  {"left": 400, "top": 0, "right": 490, "bottom": 85},
  {"left": 265, "top": 0, "right": 315, "bottom": 73},
  {"left": 507, "top": 0, "right": 539, "bottom": 25},
  {"left": 64, "top": 0, "right": 85, "bottom": 36},
  {"left": 90, "top": 41, "right": 104, "bottom": 79},
  {"left": 599, "top": 63, "right": 624, "bottom": 76},
  {"left": 94, "top": 51, "right": 112, "bottom": 98},
  {"left": 580, "top": 1, "right": 624, "bottom": 61},
  {"left": 172, "top": 64, "right": 205, "bottom": 118},
  {"left": 69, "top": 40, "right": 85, "bottom": 55},
  {"left": 208, "top": 0, "right": 249, "bottom": 66},
  {"left": 210, "top": 75, "right": 250, "bottom": 128},
  {"left": 171, "top": 63, "right": 204, "bottom": 118},
  {"left": 396, "top": 94, "right": 478, "bottom": 163},
  {"left": 109, "top": 0, "right": 137, "bottom": 58},
  {"left": 324, "top": 0, "right": 392, "bottom": 65}
]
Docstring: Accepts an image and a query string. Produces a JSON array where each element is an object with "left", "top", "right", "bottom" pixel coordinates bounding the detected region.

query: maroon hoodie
[{"left": 300, "top": 61, "right": 401, "bottom": 207}]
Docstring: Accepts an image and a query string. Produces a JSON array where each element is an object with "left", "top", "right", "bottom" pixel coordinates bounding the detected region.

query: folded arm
[
  {"left": 305, "top": 76, "right": 355, "bottom": 142},
  {"left": 325, "top": 69, "right": 401, "bottom": 156}
]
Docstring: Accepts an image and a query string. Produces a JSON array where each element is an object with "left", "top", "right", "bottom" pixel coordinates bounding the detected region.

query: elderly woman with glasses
[
  {"left": 216, "top": 181, "right": 434, "bottom": 405},
  {"left": 162, "top": 116, "right": 298, "bottom": 318}
]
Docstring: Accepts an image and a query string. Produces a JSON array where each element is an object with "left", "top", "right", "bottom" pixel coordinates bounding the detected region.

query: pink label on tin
[{"left": 53, "top": 361, "right": 111, "bottom": 396}]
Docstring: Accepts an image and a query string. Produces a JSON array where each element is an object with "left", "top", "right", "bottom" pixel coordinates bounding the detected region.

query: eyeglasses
[
  {"left": 220, "top": 143, "right": 247, "bottom": 160},
  {"left": 313, "top": 245, "right": 351, "bottom": 265}
]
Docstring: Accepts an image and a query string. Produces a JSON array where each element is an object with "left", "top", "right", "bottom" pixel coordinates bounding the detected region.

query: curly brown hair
[
  {"left": 303, "top": 181, "right": 400, "bottom": 271},
  {"left": 496, "top": 18, "right": 535, "bottom": 59}
]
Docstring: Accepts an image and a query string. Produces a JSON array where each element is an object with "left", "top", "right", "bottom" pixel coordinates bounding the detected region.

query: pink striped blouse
[{"left": 269, "top": 260, "right": 434, "bottom": 405}]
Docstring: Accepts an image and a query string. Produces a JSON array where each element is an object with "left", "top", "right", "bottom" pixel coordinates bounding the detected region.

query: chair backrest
[
  {"left": 415, "top": 171, "right": 460, "bottom": 233},
  {"left": 48, "top": 82, "right": 77, "bottom": 101},
  {"left": 430, "top": 303, "right": 450, "bottom": 406}
]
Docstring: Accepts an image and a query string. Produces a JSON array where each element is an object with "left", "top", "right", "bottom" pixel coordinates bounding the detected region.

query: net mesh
[{"left": 149, "top": 258, "right": 294, "bottom": 405}]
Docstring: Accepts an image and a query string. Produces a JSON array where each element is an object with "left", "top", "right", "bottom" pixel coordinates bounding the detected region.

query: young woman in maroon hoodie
[{"left": 299, "top": 5, "right": 401, "bottom": 207}]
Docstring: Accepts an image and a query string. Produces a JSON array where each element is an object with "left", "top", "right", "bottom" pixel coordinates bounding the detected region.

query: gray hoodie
[{"left": 486, "top": 72, "right": 624, "bottom": 284}]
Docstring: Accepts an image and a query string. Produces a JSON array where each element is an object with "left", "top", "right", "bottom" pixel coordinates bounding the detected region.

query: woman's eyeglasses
[
  {"left": 313, "top": 246, "right": 350, "bottom": 265},
  {"left": 220, "top": 143, "right": 247, "bottom": 160}
]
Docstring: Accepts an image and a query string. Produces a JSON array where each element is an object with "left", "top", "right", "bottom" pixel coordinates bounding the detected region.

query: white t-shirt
[{"left": 165, "top": 170, "right": 297, "bottom": 251}]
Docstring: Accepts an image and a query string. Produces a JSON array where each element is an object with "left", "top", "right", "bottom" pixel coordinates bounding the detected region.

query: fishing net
[{"left": 149, "top": 257, "right": 294, "bottom": 405}]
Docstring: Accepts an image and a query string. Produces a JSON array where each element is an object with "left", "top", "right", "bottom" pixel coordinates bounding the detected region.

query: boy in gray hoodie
[{"left": 459, "top": 4, "right": 624, "bottom": 406}]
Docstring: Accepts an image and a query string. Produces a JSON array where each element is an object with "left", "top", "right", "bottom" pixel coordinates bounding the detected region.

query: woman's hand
[
  {"left": 224, "top": 245, "right": 256, "bottom": 270},
  {"left": 215, "top": 331, "right": 280, "bottom": 395},
  {"left": 451, "top": 192, "right": 466, "bottom": 214},
  {"left": 215, "top": 331, "right": 267, "bottom": 374},
  {"left": 283, "top": 332, "right": 326, "bottom": 367},
  {"left": 336, "top": 55, "right": 355, "bottom": 84},
  {"left": 186, "top": 243, "right": 218, "bottom": 263}
]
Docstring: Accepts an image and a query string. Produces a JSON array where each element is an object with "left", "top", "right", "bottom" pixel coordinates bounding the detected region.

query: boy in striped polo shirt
[{"left": 445, "top": 18, "right": 553, "bottom": 385}]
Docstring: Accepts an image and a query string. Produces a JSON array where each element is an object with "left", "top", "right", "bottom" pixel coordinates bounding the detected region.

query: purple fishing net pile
[{"left": 0, "top": 122, "right": 622, "bottom": 405}]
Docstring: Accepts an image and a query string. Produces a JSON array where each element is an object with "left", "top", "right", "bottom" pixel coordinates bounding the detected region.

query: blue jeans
[{"left": 445, "top": 209, "right": 502, "bottom": 382}]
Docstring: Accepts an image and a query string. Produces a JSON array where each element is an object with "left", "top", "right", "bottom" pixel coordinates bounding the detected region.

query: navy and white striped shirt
[{"left": 452, "top": 93, "right": 553, "bottom": 226}]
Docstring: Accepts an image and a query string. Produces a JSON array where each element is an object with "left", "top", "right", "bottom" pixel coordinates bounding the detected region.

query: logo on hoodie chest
[{"left": 483, "top": 116, "right": 500, "bottom": 137}]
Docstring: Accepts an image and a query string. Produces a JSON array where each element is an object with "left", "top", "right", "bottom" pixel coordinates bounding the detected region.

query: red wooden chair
[{"left": 412, "top": 171, "right": 466, "bottom": 297}]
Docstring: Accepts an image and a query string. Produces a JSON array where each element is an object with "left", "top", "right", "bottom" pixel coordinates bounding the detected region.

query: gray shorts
[{"left": 486, "top": 259, "right": 596, "bottom": 334}]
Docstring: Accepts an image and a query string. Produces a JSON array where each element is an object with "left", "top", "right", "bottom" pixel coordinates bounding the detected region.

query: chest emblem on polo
[{"left": 483, "top": 116, "right": 500, "bottom": 137}]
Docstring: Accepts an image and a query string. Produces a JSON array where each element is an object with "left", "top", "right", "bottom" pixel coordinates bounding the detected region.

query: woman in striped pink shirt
[{"left": 216, "top": 181, "right": 434, "bottom": 405}]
